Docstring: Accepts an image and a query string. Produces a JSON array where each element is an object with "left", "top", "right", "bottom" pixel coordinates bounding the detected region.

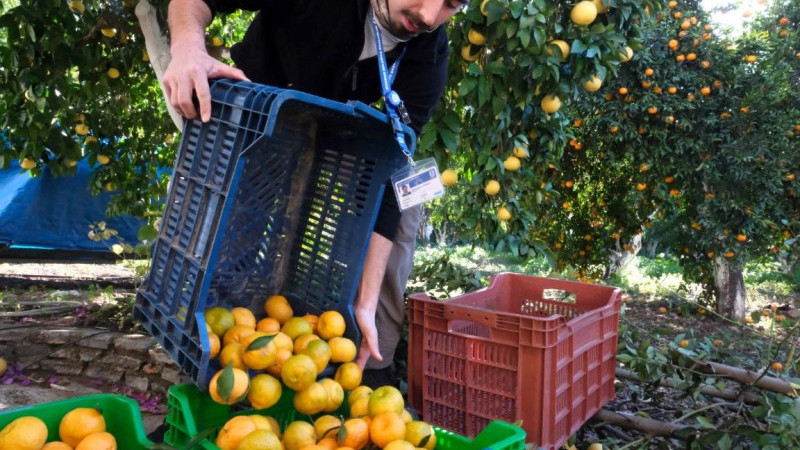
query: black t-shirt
[{"left": 201, "top": 0, "right": 450, "bottom": 239}]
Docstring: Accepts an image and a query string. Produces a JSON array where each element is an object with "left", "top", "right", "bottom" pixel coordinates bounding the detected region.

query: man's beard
[{"left": 370, "top": 0, "right": 432, "bottom": 40}]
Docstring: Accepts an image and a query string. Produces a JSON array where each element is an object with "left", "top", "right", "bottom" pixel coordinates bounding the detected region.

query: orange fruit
[
  {"left": 339, "top": 418, "right": 370, "bottom": 450},
  {"left": 713, "top": 339, "right": 723, "bottom": 347},
  {"left": 236, "top": 429, "right": 282, "bottom": 450},
  {"left": 266, "top": 347, "right": 293, "bottom": 377},
  {"left": 60, "top": 408, "right": 107, "bottom": 448},
  {"left": 264, "top": 294, "right": 293, "bottom": 325},
  {"left": 367, "top": 385, "right": 405, "bottom": 417},
  {"left": 216, "top": 415, "right": 259, "bottom": 450},
  {"left": 42, "top": 442, "right": 74, "bottom": 450},
  {"left": 348, "top": 386, "right": 373, "bottom": 407},
  {"left": 369, "top": 412, "right": 406, "bottom": 448},
  {"left": 205, "top": 307, "right": 236, "bottom": 337},
  {"left": 334, "top": 362, "right": 363, "bottom": 391},
  {"left": 383, "top": 441, "right": 415, "bottom": 450},
  {"left": 658, "top": 306, "right": 667, "bottom": 314},
  {"left": 230, "top": 307, "right": 257, "bottom": 328},
  {"left": 700, "top": 86, "right": 711, "bottom": 96},
  {"left": 249, "top": 414, "right": 276, "bottom": 432},
  {"left": 248, "top": 373, "right": 283, "bottom": 410},
  {"left": 405, "top": 421, "right": 437, "bottom": 450},
  {"left": 283, "top": 421, "right": 317, "bottom": 450},
  {"left": 303, "top": 314, "right": 320, "bottom": 333},
  {"left": 257, "top": 317, "right": 282, "bottom": 333},
  {"left": 0, "top": 416, "right": 48, "bottom": 450},
  {"left": 679, "top": 339, "right": 689, "bottom": 348},
  {"left": 349, "top": 396, "right": 370, "bottom": 418},
  {"left": 772, "top": 362, "right": 783, "bottom": 372},
  {"left": 316, "top": 437, "right": 340, "bottom": 449},
  {"left": 219, "top": 342, "right": 246, "bottom": 370},
  {"left": 241, "top": 331, "right": 280, "bottom": 370},
  {"left": 208, "top": 332, "right": 221, "bottom": 358},
  {"left": 282, "top": 354, "right": 318, "bottom": 391},
  {"left": 317, "top": 311, "right": 346, "bottom": 340},
  {"left": 294, "top": 333, "right": 322, "bottom": 353},
  {"left": 320, "top": 377, "right": 345, "bottom": 412},
  {"left": 329, "top": 337, "right": 357, "bottom": 363},
  {"left": 223, "top": 324, "right": 257, "bottom": 347},
  {"left": 314, "top": 415, "right": 343, "bottom": 440},
  {"left": 283, "top": 317, "right": 315, "bottom": 340},
  {"left": 209, "top": 364, "right": 250, "bottom": 405},
  {"left": 294, "top": 381, "right": 329, "bottom": 415},
  {"left": 75, "top": 431, "right": 116, "bottom": 450}
]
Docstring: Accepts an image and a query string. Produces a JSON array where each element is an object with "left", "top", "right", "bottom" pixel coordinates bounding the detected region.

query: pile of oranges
[
  {"left": 0, "top": 407, "right": 115, "bottom": 450},
  {"left": 214, "top": 384, "right": 437, "bottom": 450},
  {"left": 203, "top": 295, "right": 437, "bottom": 449}
]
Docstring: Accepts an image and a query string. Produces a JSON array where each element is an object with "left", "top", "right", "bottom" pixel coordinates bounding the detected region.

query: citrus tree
[
  {"left": 544, "top": 0, "right": 800, "bottom": 318},
  {"left": 0, "top": 0, "right": 176, "bottom": 224},
  {"left": 0, "top": 0, "right": 250, "bottom": 246},
  {"left": 417, "top": 0, "right": 658, "bottom": 258}
]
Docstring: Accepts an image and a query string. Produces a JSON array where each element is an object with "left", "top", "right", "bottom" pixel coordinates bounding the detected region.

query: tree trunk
[
  {"left": 135, "top": 0, "right": 184, "bottom": 131},
  {"left": 714, "top": 256, "right": 746, "bottom": 320},
  {"left": 605, "top": 234, "right": 642, "bottom": 278}
]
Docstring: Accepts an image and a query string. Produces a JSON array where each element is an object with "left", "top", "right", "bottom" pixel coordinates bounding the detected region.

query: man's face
[{"left": 372, "top": 0, "right": 467, "bottom": 40}]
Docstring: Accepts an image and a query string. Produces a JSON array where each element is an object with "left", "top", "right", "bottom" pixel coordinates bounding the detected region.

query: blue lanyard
[{"left": 370, "top": 10, "right": 412, "bottom": 159}]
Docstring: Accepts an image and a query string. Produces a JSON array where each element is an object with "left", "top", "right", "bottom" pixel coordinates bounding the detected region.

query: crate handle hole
[
  {"left": 542, "top": 289, "right": 576, "bottom": 303},
  {"left": 448, "top": 319, "right": 492, "bottom": 339}
]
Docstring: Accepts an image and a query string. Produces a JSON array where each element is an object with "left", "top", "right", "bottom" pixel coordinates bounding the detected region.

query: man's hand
[
  {"left": 162, "top": 46, "right": 248, "bottom": 122},
  {"left": 163, "top": 0, "right": 248, "bottom": 122},
  {"left": 355, "top": 303, "right": 383, "bottom": 368}
]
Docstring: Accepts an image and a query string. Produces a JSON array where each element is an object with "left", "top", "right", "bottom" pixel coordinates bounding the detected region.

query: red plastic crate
[{"left": 407, "top": 273, "right": 622, "bottom": 450}]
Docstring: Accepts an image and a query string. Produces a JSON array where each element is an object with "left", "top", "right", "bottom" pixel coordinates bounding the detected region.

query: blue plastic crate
[{"left": 134, "top": 79, "right": 414, "bottom": 388}]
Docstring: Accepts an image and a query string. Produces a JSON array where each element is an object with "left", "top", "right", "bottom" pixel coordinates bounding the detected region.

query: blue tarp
[{"left": 0, "top": 159, "right": 145, "bottom": 253}]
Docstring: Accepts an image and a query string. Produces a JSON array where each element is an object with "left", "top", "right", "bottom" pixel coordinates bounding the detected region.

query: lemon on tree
[
  {"left": 512, "top": 146, "right": 528, "bottom": 158},
  {"left": 467, "top": 29, "right": 486, "bottom": 45},
  {"left": 570, "top": 1, "right": 597, "bottom": 26},
  {"left": 106, "top": 68, "right": 120, "bottom": 79},
  {"left": 547, "top": 39, "right": 570, "bottom": 61},
  {"left": 620, "top": 46, "right": 634, "bottom": 62},
  {"left": 540, "top": 94, "right": 562, "bottom": 114},
  {"left": 497, "top": 206, "right": 512, "bottom": 221},
  {"left": 461, "top": 45, "right": 480, "bottom": 62},
  {"left": 484, "top": 180, "right": 500, "bottom": 195},
  {"left": 584, "top": 75, "right": 603, "bottom": 92},
  {"left": 503, "top": 155, "right": 521, "bottom": 171},
  {"left": 440, "top": 169, "right": 458, "bottom": 186}
]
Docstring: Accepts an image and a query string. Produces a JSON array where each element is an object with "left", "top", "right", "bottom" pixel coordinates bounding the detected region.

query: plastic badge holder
[
  {"left": 134, "top": 79, "right": 413, "bottom": 388},
  {"left": 407, "top": 273, "right": 622, "bottom": 449}
]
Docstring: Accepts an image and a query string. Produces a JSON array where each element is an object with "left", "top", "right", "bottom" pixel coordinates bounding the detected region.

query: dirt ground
[{"left": 2, "top": 260, "right": 798, "bottom": 447}]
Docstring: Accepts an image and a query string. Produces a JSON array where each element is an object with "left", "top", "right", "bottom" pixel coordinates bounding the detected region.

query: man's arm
[
  {"left": 354, "top": 232, "right": 393, "bottom": 368},
  {"left": 162, "top": 0, "right": 248, "bottom": 122}
]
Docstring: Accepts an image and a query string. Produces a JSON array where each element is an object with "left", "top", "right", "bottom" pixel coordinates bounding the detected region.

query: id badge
[{"left": 391, "top": 158, "right": 444, "bottom": 211}]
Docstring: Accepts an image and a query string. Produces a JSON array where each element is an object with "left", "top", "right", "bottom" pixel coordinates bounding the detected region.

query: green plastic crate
[
  {"left": 0, "top": 394, "right": 154, "bottom": 449},
  {"left": 165, "top": 383, "right": 526, "bottom": 450}
]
